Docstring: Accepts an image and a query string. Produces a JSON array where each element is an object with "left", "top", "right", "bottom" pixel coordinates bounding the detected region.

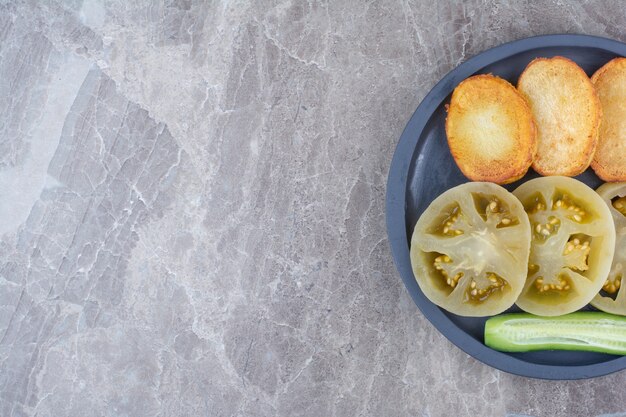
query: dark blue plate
[{"left": 386, "top": 34, "right": 626, "bottom": 380}]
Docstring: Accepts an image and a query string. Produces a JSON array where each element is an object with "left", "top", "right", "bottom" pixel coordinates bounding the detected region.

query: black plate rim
[{"left": 386, "top": 34, "right": 626, "bottom": 380}]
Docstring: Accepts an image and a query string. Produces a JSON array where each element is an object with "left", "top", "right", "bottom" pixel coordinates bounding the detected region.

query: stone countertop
[{"left": 0, "top": 1, "right": 624, "bottom": 416}]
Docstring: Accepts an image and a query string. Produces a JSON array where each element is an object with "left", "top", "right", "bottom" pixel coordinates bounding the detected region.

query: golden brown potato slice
[
  {"left": 445, "top": 74, "right": 536, "bottom": 184},
  {"left": 517, "top": 56, "right": 601, "bottom": 176},
  {"left": 591, "top": 58, "right": 626, "bottom": 181}
]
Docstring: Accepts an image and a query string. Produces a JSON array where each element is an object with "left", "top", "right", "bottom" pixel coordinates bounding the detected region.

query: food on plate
[
  {"left": 591, "top": 183, "right": 626, "bottom": 315},
  {"left": 512, "top": 176, "right": 616, "bottom": 316},
  {"left": 484, "top": 312, "right": 626, "bottom": 354},
  {"left": 590, "top": 58, "right": 626, "bottom": 181},
  {"left": 445, "top": 74, "right": 536, "bottom": 184},
  {"left": 517, "top": 56, "right": 602, "bottom": 177},
  {"left": 410, "top": 182, "right": 531, "bottom": 316}
]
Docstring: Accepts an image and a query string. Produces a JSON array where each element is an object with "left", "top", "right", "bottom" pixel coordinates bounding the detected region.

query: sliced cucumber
[{"left": 484, "top": 312, "right": 626, "bottom": 355}]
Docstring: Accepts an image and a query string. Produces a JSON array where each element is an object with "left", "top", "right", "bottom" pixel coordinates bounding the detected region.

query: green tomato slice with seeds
[
  {"left": 410, "top": 182, "right": 531, "bottom": 317},
  {"left": 513, "top": 177, "right": 616, "bottom": 316},
  {"left": 591, "top": 182, "right": 626, "bottom": 315}
]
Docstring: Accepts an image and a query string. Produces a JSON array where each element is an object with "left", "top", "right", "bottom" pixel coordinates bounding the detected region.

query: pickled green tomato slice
[
  {"left": 591, "top": 183, "right": 626, "bottom": 315},
  {"left": 410, "top": 182, "right": 531, "bottom": 317},
  {"left": 512, "top": 177, "right": 616, "bottom": 316}
]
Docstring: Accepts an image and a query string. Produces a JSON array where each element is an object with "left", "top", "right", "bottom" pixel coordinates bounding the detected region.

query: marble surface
[{"left": 1, "top": 1, "right": 625, "bottom": 416}]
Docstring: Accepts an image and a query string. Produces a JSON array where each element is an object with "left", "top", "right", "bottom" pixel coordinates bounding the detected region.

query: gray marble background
[{"left": 1, "top": 1, "right": 625, "bottom": 416}]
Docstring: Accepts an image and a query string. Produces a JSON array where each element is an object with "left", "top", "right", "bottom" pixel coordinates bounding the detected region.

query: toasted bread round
[
  {"left": 445, "top": 74, "right": 536, "bottom": 184},
  {"left": 517, "top": 56, "right": 601, "bottom": 176},
  {"left": 591, "top": 58, "right": 626, "bottom": 181}
]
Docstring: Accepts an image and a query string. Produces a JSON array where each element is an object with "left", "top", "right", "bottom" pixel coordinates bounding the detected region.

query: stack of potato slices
[{"left": 445, "top": 56, "right": 626, "bottom": 183}]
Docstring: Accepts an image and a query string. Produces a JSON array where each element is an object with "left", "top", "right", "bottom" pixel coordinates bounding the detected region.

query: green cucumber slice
[{"left": 484, "top": 312, "right": 626, "bottom": 355}]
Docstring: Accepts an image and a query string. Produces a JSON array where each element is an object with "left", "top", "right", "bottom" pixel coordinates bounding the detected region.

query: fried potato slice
[
  {"left": 591, "top": 57, "right": 626, "bottom": 181},
  {"left": 517, "top": 56, "right": 601, "bottom": 177},
  {"left": 445, "top": 74, "right": 536, "bottom": 184}
]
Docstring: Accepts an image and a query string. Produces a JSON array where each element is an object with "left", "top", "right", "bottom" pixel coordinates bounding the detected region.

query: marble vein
[{"left": 0, "top": 1, "right": 625, "bottom": 417}]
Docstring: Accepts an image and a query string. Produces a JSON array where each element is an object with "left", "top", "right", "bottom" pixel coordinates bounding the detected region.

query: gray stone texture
[{"left": 0, "top": 1, "right": 625, "bottom": 416}]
